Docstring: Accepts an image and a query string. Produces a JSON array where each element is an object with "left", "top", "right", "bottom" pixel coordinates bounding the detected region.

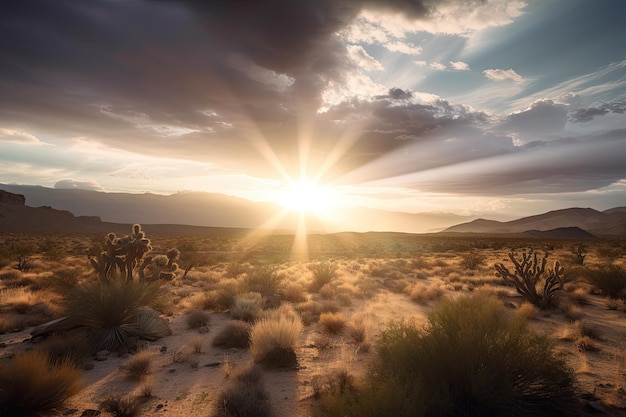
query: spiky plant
[{"left": 65, "top": 277, "right": 166, "bottom": 352}]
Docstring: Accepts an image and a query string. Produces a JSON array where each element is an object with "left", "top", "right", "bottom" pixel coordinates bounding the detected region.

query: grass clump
[
  {"left": 186, "top": 309, "right": 211, "bottom": 329},
  {"left": 243, "top": 266, "right": 283, "bottom": 297},
  {"left": 309, "top": 262, "right": 339, "bottom": 292},
  {"left": 319, "top": 312, "right": 347, "bottom": 334},
  {"left": 250, "top": 304, "right": 303, "bottom": 368},
  {"left": 230, "top": 292, "right": 264, "bottom": 322},
  {"left": 215, "top": 364, "right": 274, "bottom": 417},
  {"left": 0, "top": 350, "right": 83, "bottom": 416},
  {"left": 321, "top": 294, "right": 576, "bottom": 417},
  {"left": 123, "top": 350, "right": 153, "bottom": 380},
  {"left": 213, "top": 320, "right": 252, "bottom": 349},
  {"left": 100, "top": 394, "right": 143, "bottom": 417}
]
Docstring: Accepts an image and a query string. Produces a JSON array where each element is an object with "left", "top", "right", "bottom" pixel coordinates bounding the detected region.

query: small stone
[
  {"left": 82, "top": 363, "right": 95, "bottom": 371},
  {"left": 0, "top": 342, "right": 6, "bottom": 348},
  {"left": 95, "top": 350, "right": 110, "bottom": 357},
  {"left": 587, "top": 401, "right": 607, "bottom": 413},
  {"left": 156, "top": 404, "right": 164, "bottom": 410},
  {"left": 160, "top": 346, "right": 167, "bottom": 353}
]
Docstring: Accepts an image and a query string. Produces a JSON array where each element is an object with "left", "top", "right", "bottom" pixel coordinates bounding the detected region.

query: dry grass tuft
[
  {"left": 100, "top": 394, "right": 143, "bottom": 417},
  {"left": 213, "top": 320, "right": 252, "bottom": 349},
  {"left": 250, "top": 304, "right": 303, "bottom": 367},
  {"left": 123, "top": 350, "right": 153, "bottom": 380},
  {"left": 186, "top": 309, "right": 211, "bottom": 329},
  {"left": 230, "top": 292, "right": 264, "bottom": 322},
  {"left": 215, "top": 364, "right": 274, "bottom": 417},
  {"left": 408, "top": 282, "right": 445, "bottom": 305},
  {"left": 0, "top": 350, "right": 83, "bottom": 416},
  {"left": 319, "top": 312, "right": 347, "bottom": 334}
]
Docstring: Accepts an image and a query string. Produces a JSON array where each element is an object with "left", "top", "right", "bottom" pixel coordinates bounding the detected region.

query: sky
[{"left": 1, "top": 0, "right": 625, "bottom": 221}]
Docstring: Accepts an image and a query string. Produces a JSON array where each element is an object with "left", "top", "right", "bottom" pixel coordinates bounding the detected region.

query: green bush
[
  {"left": 586, "top": 264, "right": 626, "bottom": 298},
  {"left": 0, "top": 350, "right": 83, "bottom": 416},
  {"left": 321, "top": 294, "right": 576, "bottom": 417}
]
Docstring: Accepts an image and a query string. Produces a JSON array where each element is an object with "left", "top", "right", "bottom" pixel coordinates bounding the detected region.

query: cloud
[
  {"left": 0, "top": 128, "right": 43, "bottom": 145},
  {"left": 449, "top": 61, "right": 470, "bottom": 71},
  {"left": 569, "top": 100, "right": 626, "bottom": 122},
  {"left": 498, "top": 99, "right": 568, "bottom": 144},
  {"left": 483, "top": 68, "right": 523, "bottom": 82},
  {"left": 430, "top": 62, "right": 447, "bottom": 71},
  {"left": 54, "top": 180, "right": 104, "bottom": 191},
  {"left": 346, "top": 45, "right": 384, "bottom": 71}
]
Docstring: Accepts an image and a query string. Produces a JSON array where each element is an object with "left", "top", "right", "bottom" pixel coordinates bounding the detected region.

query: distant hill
[
  {"left": 444, "top": 207, "right": 626, "bottom": 236},
  {"left": 522, "top": 227, "right": 595, "bottom": 239},
  {"left": 0, "top": 184, "right": 473, "bottom": 234}
]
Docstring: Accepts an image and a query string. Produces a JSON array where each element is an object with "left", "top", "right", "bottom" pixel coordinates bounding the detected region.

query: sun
[{"left": 277, "top": 179, "right": 336, "bottom": 215}]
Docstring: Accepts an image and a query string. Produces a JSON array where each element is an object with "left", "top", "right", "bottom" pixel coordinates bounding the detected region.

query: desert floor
[{"left": 1, "top": 232, "right": 626, "bottom": 416}]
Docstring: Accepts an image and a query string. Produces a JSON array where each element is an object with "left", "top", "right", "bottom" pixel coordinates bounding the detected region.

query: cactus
[{"left": 495, "top": 249, "right": 565, "bottom": 309}]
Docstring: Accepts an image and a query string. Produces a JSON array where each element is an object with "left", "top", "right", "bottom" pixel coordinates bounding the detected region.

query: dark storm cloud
[
  {"left": 0, "top": 0, "right": 438, "bottom": 175},
  {"left": 569, "top": 100, "right": 626, "bottom": 122}
]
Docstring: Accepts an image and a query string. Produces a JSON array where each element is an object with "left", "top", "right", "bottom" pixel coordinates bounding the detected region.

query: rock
[
  {"left": 94, "top": 350, "right": 110, "bottom": 361},
  {"left": 160, "top": 346, "right": 167, "bottom": 353},
  {"left": 587, "top": 401, "right": 607, "bottom": 413},
  {"left": 83, "top": 363, "right": 94, "bottom": 371}
]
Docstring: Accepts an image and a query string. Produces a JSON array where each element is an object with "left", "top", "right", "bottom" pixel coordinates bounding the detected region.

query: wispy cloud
[{"left": 483, "top": 68, "right": 523, "bottom": 82}]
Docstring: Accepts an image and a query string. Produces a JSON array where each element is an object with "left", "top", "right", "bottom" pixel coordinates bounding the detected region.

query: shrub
[
  {"left": 186, "top": 309, "right": 211, "bottom": 329},
  {"left": 215, "top": 364, "right": 274, "bottom": 417},
  {"left": 0, "top": 350, "right": 83, "bottom": 416},
  {"left": 123, "top": 350, "right": 152, "bottom": 380},
  {"left": 321, "top": 294, "right": 576, "bottom": 417},
  {"left": 250, "top": 305, "right": 303, "bottom": 367},
  {"left": 408, "top": 282, "right": 445, "bottom": 305},
  {"left": 495, "top": 250, "right": 565, "bottom": 309},
  {"left": 309, "top": 262, "right": 339, "bottom": 291},
  {"left": 100, "top": 394, "right": 143, "bottom": 417},
  {"left": 244, "top": 266, "right": 283, "bottom": 297},
  {"left": 65, "top": 277, "right": 166, "bottom": 352},
  {"left": 230, "top": 292, "right": 264, "bottom": 322},
  {"left": 212, "top": 320, "right": 252, "bottom": 349},
  {"left": 460, "top": 251, "right": 485, "bottom": 270},
  {"left": 38, "top": 330, "right": 90, "bottom": 365},
  {"left": 319, "top": 312, "right": 346, "bottom": 334},
  {"left": 586, "top": 264, "right": 626, "bottom": 298}
]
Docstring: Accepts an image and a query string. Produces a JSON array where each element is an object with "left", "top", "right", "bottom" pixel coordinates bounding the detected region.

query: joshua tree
[
  {"left": 89, "top": 224, "right": 152, "bottom": 281},
  {"left": 495, "top": 249, "right": 565, "bottom": 309},
  {"left": 571, "top": 243, "right": 587, "bottom": 265}
]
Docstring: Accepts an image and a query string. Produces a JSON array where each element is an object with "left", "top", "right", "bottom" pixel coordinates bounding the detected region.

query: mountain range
[
  {"left": 0, "top": 184, "right": 472, "bottom": 234},
  {"left": 1, "top": 184, "right": 624, "bottom": 236}
]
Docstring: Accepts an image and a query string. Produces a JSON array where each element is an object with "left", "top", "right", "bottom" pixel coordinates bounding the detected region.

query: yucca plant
[{"left": 65, "top": 277, "right": 166, "bottom": 351}]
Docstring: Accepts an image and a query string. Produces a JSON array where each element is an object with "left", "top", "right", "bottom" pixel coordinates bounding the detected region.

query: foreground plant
[
  {"left": 0, "top": 350, "right": 83, "bottom": 416},
  {"left": 63, "top": 277, "right": 168, "bottom": 351},
  {"left": 495, "top": 249, "right": 565, "bottom": 309},
  {"left": 250, "top": 304, "right": 303, "bottom": 367},
  {"left": 321, "top": 294, "right": 577, "bottom": 417}
]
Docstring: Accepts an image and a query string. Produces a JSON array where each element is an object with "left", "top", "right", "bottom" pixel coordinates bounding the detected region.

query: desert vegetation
[{"left": 0, "top": 230, "right": 625, "bottom": 416}]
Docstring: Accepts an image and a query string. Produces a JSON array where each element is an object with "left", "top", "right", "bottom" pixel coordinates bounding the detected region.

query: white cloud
[
  {"left": 450, "top": 61, "right": 470, "bottom": 71},
  {"left": 483, "top": 68, "right": 523, "bottom": 82},
  {"left": 0, "top": 128, "right": 43, "bottom": 145},
  {"left": 385, "top": 41, "right": 422, "bottom": 55},
  {"left": 346, "top": 45, "right": 384, "bottom": 71},
  {"left": 430, "top": 62, "right": 447, "bottom": 71},
  {"left": 413, "top": 60, "right": 427, "bottom": 67}
]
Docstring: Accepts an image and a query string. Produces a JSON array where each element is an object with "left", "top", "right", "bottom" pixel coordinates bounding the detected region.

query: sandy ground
[{"left": 1, "top": 255, "right": 626, "bottom": 416}]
